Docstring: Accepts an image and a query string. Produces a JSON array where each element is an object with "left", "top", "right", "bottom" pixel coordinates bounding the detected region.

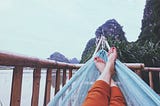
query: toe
[{"left": 94, "top": 57, "right": 105, "bottom": 63}]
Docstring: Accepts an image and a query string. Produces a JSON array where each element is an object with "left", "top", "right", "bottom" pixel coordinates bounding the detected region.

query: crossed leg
[
  {"left": 83, "top": 47, "right": 126, "bottom": 106},
  {"left": 94, "top": 57, "right": 126, "bottom": 106}
]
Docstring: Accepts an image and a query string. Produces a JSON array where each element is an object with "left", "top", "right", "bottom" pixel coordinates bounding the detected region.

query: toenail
[{"left": 94, "top": 57, "right": 98, "bottom": 60}]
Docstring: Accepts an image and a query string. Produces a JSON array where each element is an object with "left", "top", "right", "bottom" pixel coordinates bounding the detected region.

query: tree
[
  {"left": 139, "top": 0, "right": 160, "bottom": 43},
  {"left": 80, "top": 38, "right": 96, "bottom": 63}
]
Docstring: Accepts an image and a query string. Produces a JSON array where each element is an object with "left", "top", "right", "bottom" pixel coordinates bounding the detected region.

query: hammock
[{"left": 48, "top": 50, "right": 160, "bottom": 106}]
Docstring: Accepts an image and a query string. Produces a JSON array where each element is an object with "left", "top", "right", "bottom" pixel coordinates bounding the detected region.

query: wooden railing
[
  {"left": 143, "top": 67, "right": 160, "bottom": 90},
  {"left": 0, "top": 51, "right": 80, "bottom": 106},
  {"left": 0, "top": 51, "right": 159, "bottom": 106}
]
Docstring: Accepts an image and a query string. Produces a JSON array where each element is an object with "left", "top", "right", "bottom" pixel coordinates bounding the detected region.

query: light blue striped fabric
[{"left": 48, "top": 50, "right": 160, "bottom": 106}]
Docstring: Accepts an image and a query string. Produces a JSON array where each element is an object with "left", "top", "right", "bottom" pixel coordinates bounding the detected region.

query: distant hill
[
  {"left": 138, "top": 0, "right": 160, "bottom": 43},
  {"left": 95, "top": 19, "right": 127, "bottom": 41},
  {"left": 49, "top": 52, "right": 79, "bottom": 64},
  {"left": 81, "top": 19, "right": 127, "bottom": 63},
  {"left": 69, "top": 58, "right": 79, "bottom": 64}
]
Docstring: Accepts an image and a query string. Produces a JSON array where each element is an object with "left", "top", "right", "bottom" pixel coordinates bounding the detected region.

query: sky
[{"left": 0, "top": 0, "right": 146, "bottom": 60}]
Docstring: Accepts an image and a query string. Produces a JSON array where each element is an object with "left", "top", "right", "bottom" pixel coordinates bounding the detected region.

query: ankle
[{"left": 108, "top": 59, "right": 115, "bottom": 64}]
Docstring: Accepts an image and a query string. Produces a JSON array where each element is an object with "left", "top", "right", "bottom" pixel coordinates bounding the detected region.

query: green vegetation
[
  {"left": 81, "top": 38, "right": 160, "bottom": 67},
  {"left": 139, "top": 0, "right": 160, "bottom": 43}
]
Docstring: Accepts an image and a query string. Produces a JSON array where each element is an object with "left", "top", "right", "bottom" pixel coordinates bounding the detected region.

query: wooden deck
[{"left": 0, "top": 51, "right": 159, "bottom": 106}]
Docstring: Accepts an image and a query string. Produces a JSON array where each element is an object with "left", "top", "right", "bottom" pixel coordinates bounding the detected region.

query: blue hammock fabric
[{"left": 48, "top": 50, "right": 160, "bottom": 106}]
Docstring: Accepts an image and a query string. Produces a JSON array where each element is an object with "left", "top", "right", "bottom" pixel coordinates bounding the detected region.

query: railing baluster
[
  {"left": 55, "top": 68, "right": 61, "bottom": 95},
  {"left": 10, "top": 66, "right": 23, "bottom": 106},
  {"left": 159, "top": 72, "right": 160, "bottom": 84},
  {"left": 149, "top": 71, "right": 154, "bottom": 89},
  {"left": 68, "top": 68, "right": 72, "bottom": 106},
  {"left": 44, "top": 68, "right": 52, "bottom": 106},
  {"left": 62, "top": 68, "right": 67, "bottom": 86},
  {"left": 31, "top": 68, "right": 41, "bottom": 106},
  {"left": 69, "top": 69, "right": 72, "bottom": 79},
  {"left": 135, "top": 70, "right": 142, "bottom": 78}
]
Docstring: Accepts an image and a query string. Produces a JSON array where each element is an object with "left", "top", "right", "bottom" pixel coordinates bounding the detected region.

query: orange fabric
[
  {"left": 82, "top": 80, "right": 126, "bottom": 106},
  {"left": 110, "top": 87, "right": 126, "bottom": 106},
  {"left": 82, "top": 80, "right": 111, "bottom": 106}
]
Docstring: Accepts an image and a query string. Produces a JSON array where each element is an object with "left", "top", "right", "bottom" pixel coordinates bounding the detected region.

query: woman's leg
[
  {"left": 96, "top": 47, "right": 117, "bottom": 84},
  {"left": 94, "top": 47, "right": 126, "bottom": 106},
  {"left": 82, "top": 47, "right": 118, "bottom": 106},
  {"left": 110, "top": 80, "right": 126, "bottom": 106},
  {"left": 82, "top": 57, "right": 113, "bottom": 106}
]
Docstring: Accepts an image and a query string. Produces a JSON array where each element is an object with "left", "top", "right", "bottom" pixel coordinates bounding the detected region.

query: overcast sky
[{"left": 0, "top": 0, "right": 146, "bottom": 60}]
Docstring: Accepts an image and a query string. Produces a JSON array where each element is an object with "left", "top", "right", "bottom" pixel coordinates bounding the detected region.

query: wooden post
[
  {"left": 31, "top": 68, "right": 41, "bottom": 106},
  {"left": 44, "top": 68, "right": 52, "bottom": 106},
  {"left": 159, "top": 72, "right": 160, "bottom": 84},
  {"left": 68, "top": 68, "right": 72, "bottom": 106},
  {"left": 55, "top": 68, "right": 61, "bottom": 95},
  {"left": 69, "top": 69, "right": 72, "bottom": 79},
  {"left": 10, "top": 66, "right": 23, "bottom": 106},
  {"left": 62, "top": 68, "right": 67, "bottom": 86},
  {"left": 149, "top": 71, "right": 154, "bottom": 89},
  {"left": 135, "top": 70, "right": 142, "bottom": 78}
]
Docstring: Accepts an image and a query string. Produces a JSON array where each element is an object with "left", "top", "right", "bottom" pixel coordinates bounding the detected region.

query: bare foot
[
  {"left": 108, "top": 47, "right": 117, "bottom": 63},
  {"left": 94, "top": 57, "right": 117, "bottom": 87},
  {"left": 94, "top": 47, "right": 117, "bottom": 73},
  {"left": 94, "top": 57, "right": 106, "bottom": 73}
]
